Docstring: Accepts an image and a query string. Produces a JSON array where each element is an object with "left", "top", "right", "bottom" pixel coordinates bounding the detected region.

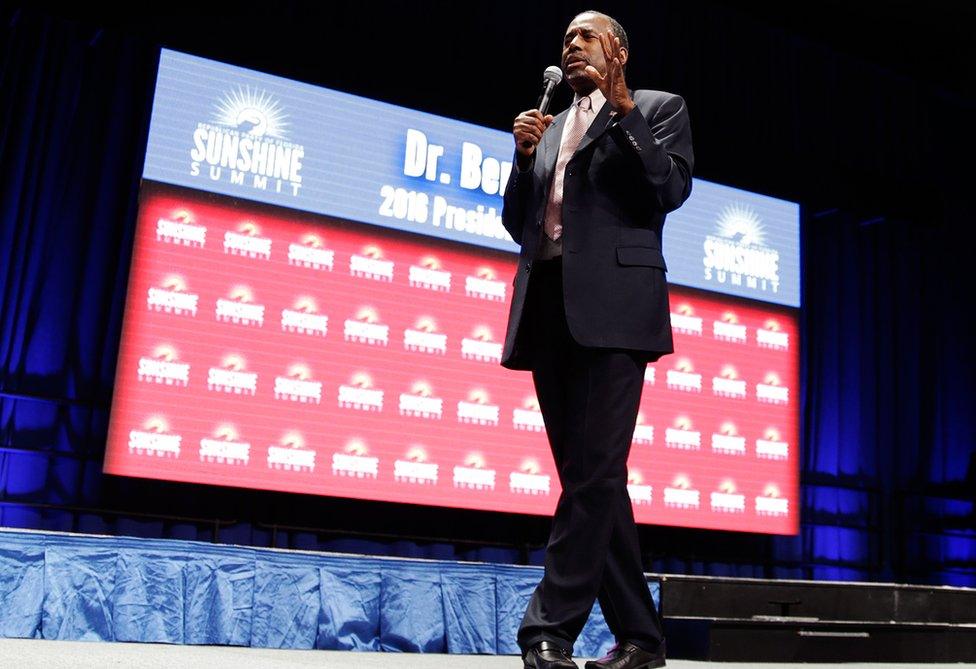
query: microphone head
[{"left": 543, "top": 65, "right": 563, "bottom": 85}]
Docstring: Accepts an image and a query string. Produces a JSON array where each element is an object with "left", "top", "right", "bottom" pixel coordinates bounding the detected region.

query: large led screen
[{"left": 105, "top": 49, "right": 801, "bottom": 534}]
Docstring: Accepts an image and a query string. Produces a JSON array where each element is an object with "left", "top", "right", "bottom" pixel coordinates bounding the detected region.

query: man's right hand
[{"left": 513, "top": 109, "right": 554, "bottom": 159}]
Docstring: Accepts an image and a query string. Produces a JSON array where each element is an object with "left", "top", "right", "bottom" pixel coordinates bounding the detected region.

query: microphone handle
[
  {"left": 521, "top": 80, "right": 558, "bottom": 150},
  {"left": 537, "top": 79, "right": 557, "bottom": 115}
]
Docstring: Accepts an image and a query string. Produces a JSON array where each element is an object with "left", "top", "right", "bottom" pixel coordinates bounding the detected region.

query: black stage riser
[
  {"left": 655, "top": 574, "right": 976, "bottom": 662},
  {"left": 665, "top": 619, "right": 976, "bottom": 662},
  {"left": 659, "top": 576, "right": 976, "bottom": 623}
]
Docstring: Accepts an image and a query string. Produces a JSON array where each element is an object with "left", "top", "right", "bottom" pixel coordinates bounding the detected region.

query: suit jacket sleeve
[
  {"left": 501, "top": 151, "right": 533, "bottom": 246},
  {"left": 609, "top": 92, "right": 694, "bottom": 213}
]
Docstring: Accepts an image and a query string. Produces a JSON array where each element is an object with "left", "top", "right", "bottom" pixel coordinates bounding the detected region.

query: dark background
[{"left": 1, "top": 1, "right": 973, "bottom": 585}]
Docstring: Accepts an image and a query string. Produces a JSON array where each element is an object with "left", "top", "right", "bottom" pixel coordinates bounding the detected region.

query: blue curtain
[
  {"left": 1, "top": 7, "right": 973, "bottom": 586},
  {"left": 790, "top": 208, "right": 975, "bottom": 585}
]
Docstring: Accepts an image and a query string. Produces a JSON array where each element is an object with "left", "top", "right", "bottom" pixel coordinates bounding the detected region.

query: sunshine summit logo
[
  {"left": 702, "top": 203, "right": 780, "bottom": 295},
  {"left": 188, "top": 85, "right": 305, "bottom": 196}
]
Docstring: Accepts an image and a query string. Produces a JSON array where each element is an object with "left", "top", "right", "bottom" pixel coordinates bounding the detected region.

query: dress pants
[{"left": 516, "top": 255, "right": 665, "bottom": 655}]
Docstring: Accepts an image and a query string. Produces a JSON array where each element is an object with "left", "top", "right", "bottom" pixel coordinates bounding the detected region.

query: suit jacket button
[{"left": 525, "top": 262, "right": 532, "bottom": 273}]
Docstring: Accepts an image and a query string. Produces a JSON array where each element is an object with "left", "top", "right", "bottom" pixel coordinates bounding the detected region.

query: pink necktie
[{"left": 544, "top": 96, "right": 592, "bottom": 242}]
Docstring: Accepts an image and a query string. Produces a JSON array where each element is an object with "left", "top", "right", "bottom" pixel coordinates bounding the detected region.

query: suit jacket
[{"left": 500, "top": 89, "right": 695, "bottom": 370}]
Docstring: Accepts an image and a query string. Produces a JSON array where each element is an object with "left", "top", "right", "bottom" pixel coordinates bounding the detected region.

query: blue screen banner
[{"left": 144, "top": 49, "right": 800, "bottom": 307}]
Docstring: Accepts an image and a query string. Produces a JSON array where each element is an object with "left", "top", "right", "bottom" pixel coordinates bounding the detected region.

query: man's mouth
[{"left": 565, "top": 57, "right": 587, "bottom": 69}]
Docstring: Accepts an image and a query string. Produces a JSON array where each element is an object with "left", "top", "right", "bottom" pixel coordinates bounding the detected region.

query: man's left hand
[{"left": 583, "top": 30, "right": 635, "bottom": 116}]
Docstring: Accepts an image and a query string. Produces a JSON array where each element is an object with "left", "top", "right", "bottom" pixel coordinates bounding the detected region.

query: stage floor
[{"left": 3, "top": 639, "right": 974, "bottom": 669}]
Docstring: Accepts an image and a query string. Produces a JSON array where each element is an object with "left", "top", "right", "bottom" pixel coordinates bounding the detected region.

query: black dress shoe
[
  {"left": 523, "top": 640, "right": 577, "bottom": 668},
  {"left": 583, "top": 640, "right": 666, "bottom": 669}
]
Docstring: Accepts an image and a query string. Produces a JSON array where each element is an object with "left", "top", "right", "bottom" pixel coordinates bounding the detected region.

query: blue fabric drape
[
  {"left": 317, "top": 564, "right": 381, "bottom": 650},
  {"left": 0, "top": 538, "right": 44, "bottom": 638},
  {"left": 440, "top": 563, "right": 497, "bottom": 653},
  {"left": 0, "top": 528, "right": 624, "bottom": 656},
  {"left": 380, "top": 565, "right": 446, "bottom": 652},
  {"left": 183, "top": 554, "right": 254, "bottom": 645}
]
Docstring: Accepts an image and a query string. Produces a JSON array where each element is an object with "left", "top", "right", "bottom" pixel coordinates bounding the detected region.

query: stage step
[{"left": 657, "top": 574, "right": 976, "bottom": 662}]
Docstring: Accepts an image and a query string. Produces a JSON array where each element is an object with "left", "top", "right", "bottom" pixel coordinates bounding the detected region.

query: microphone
[
  {"left": 521, "top": 66, "right": 563, "bottom": 150},
  {"left": 536, "top": 65, "right": 563, "bottom": 115}
]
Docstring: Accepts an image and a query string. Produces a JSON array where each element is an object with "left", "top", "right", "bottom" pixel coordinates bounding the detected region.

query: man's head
[{"left": 561, "top": 11, "right": 629, "bottom": 95}]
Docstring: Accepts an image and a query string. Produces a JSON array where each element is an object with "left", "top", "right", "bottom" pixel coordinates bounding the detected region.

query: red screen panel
[{"left": 105, "top": 182, "right": 799, "bottom": 534}]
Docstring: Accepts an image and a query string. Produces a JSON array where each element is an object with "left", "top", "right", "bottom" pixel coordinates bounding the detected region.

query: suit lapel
[
  {"left": 540, "top": 110, "right": 567, "bottom": 185},
  {"left": 538, "top": 89, "right": 624, "bottom": 182},
  {"left": 572, "top": 100, "right": 615, "bottom": 159}
]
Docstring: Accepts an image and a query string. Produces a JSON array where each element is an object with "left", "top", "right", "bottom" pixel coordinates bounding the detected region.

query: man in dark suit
[{"left": 500, "top": 10, "right": 694, "bottom": 669}]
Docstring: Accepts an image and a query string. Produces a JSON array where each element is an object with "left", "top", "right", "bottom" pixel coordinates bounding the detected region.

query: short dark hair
[{"left": 577, "top": 10, "right": 629, "bottom": 52}]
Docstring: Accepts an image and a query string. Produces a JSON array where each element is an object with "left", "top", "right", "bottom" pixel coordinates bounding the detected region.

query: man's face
[{"left": 561, "top": 13, "right": 613, "bottom": 94}]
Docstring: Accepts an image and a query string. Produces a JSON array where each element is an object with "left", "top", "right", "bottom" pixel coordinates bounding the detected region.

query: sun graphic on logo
[
  {"left": 716, "top": 203, "right": 765, "bottom": 247},
  {"left": 628, "top": 468, "right": 644, "bottom": 485},
  {"left": 674, "top": 415, "right": 693, "bottom": 430},
  {"left": 465, "top": 453, "right": 486, "bottom": 469},
  {"left": 520, "top": 458, "right": 541, "bottom": 475},
  {"left": 172, "top": 209, "right": 194, "bottom": 224},
  {"left": 635, "top": 411, "right": 646, "bottom": 425},
  {"left": 144, "top": 416, "right": 169, "bottom": 433},
  {"left": 301, "top": 233, "right": 323, "bottom": 248},
  {"left": 719, "top": 479, "right": 737, "bottom": 494},
  {"left": 420, "top": 255, "right": 441, "bottom": 270},
  {"left": 406, "top": 446, "right": 428, "bottom": 462},
  {"left": 213, "top": 85, "right": 289, "bottom": 139},
  {"left": 162, "top": 274, "right": 187, "bottom": 292},
  {"left": 476, "top": 266, "right": 496, "bottom": 280},
  {"left": 472, "top": 325, "right": 494, "bottom": 341},
  {"left": 468, "top": 388, "right": 490, "bottom": 404},
  {"left": 720, "top": 421, "right": 738, "bottom": 436},
  {"left": 675, "top": 358, "right": 694, "bottom": 373},
  {"left": 281, "top": 431, "right": 305, "bottom": 449},
  {"left": 764, "top": 372, "right": 782, "bottom": 386},
  {"left": 763, "top": 483, "right": 781, "bottom": 498},
  {"left": 361, "top": 244, "right": 383, "bottom": 259},
  {"left": 524, "top": 395, "right": 540, "bottom": 411},
  {"left": 345, "top": 440, "right": 368, "bottom": 456},
  {"left": 152, "top": 344, "right": 178, "bottom": 361},
  {"left": 672, "top": 474, "right": 692, "bottom": 489},
  {"left": 294, "top": 296, "right": 317, "bottom": 313},
  {"left": 287, "top": 363, "right": 311, "bottom": 380},
  {"left": 764, "top": 427, "right": 781, "bottom": 441},
  {"left": 237, "top": 220, "right": 261, "bottom": 236},
  {"left": 676, "top": 303, "right": 694, "bottom": 316},
  {"left": 722, "top": 311, "right": 738, "bottom": 324},
  {"left": 355, "top": 306, "right": 379, "bottom": 323},
  {"left": 351, "top": 372, "right": 373, "bottom": 388},
  {"left": 229, "top": 285, "right": 254, "bottom": 303},
  {"left": 415, "top": 316, "right": 438, "bottom": 332},
  {"left": 221, "top": 354, "right": 246, "bottom": 371},
  {"left": 720, "top": 364, "right": 739, "bottom": 379},
  {"left": 410, "top": 380, "right": 433, "bottom": 396},
  {"left": 214, "top": 424, "right": 238, "bottom": 441},
  {"left": 764, "top": 319, "right": 781, "bottom": 331}
]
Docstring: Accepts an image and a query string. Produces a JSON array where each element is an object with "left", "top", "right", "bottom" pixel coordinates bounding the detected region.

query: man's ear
[{"left": 617, "top": 46, "right": 629, "bottom": 68}]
